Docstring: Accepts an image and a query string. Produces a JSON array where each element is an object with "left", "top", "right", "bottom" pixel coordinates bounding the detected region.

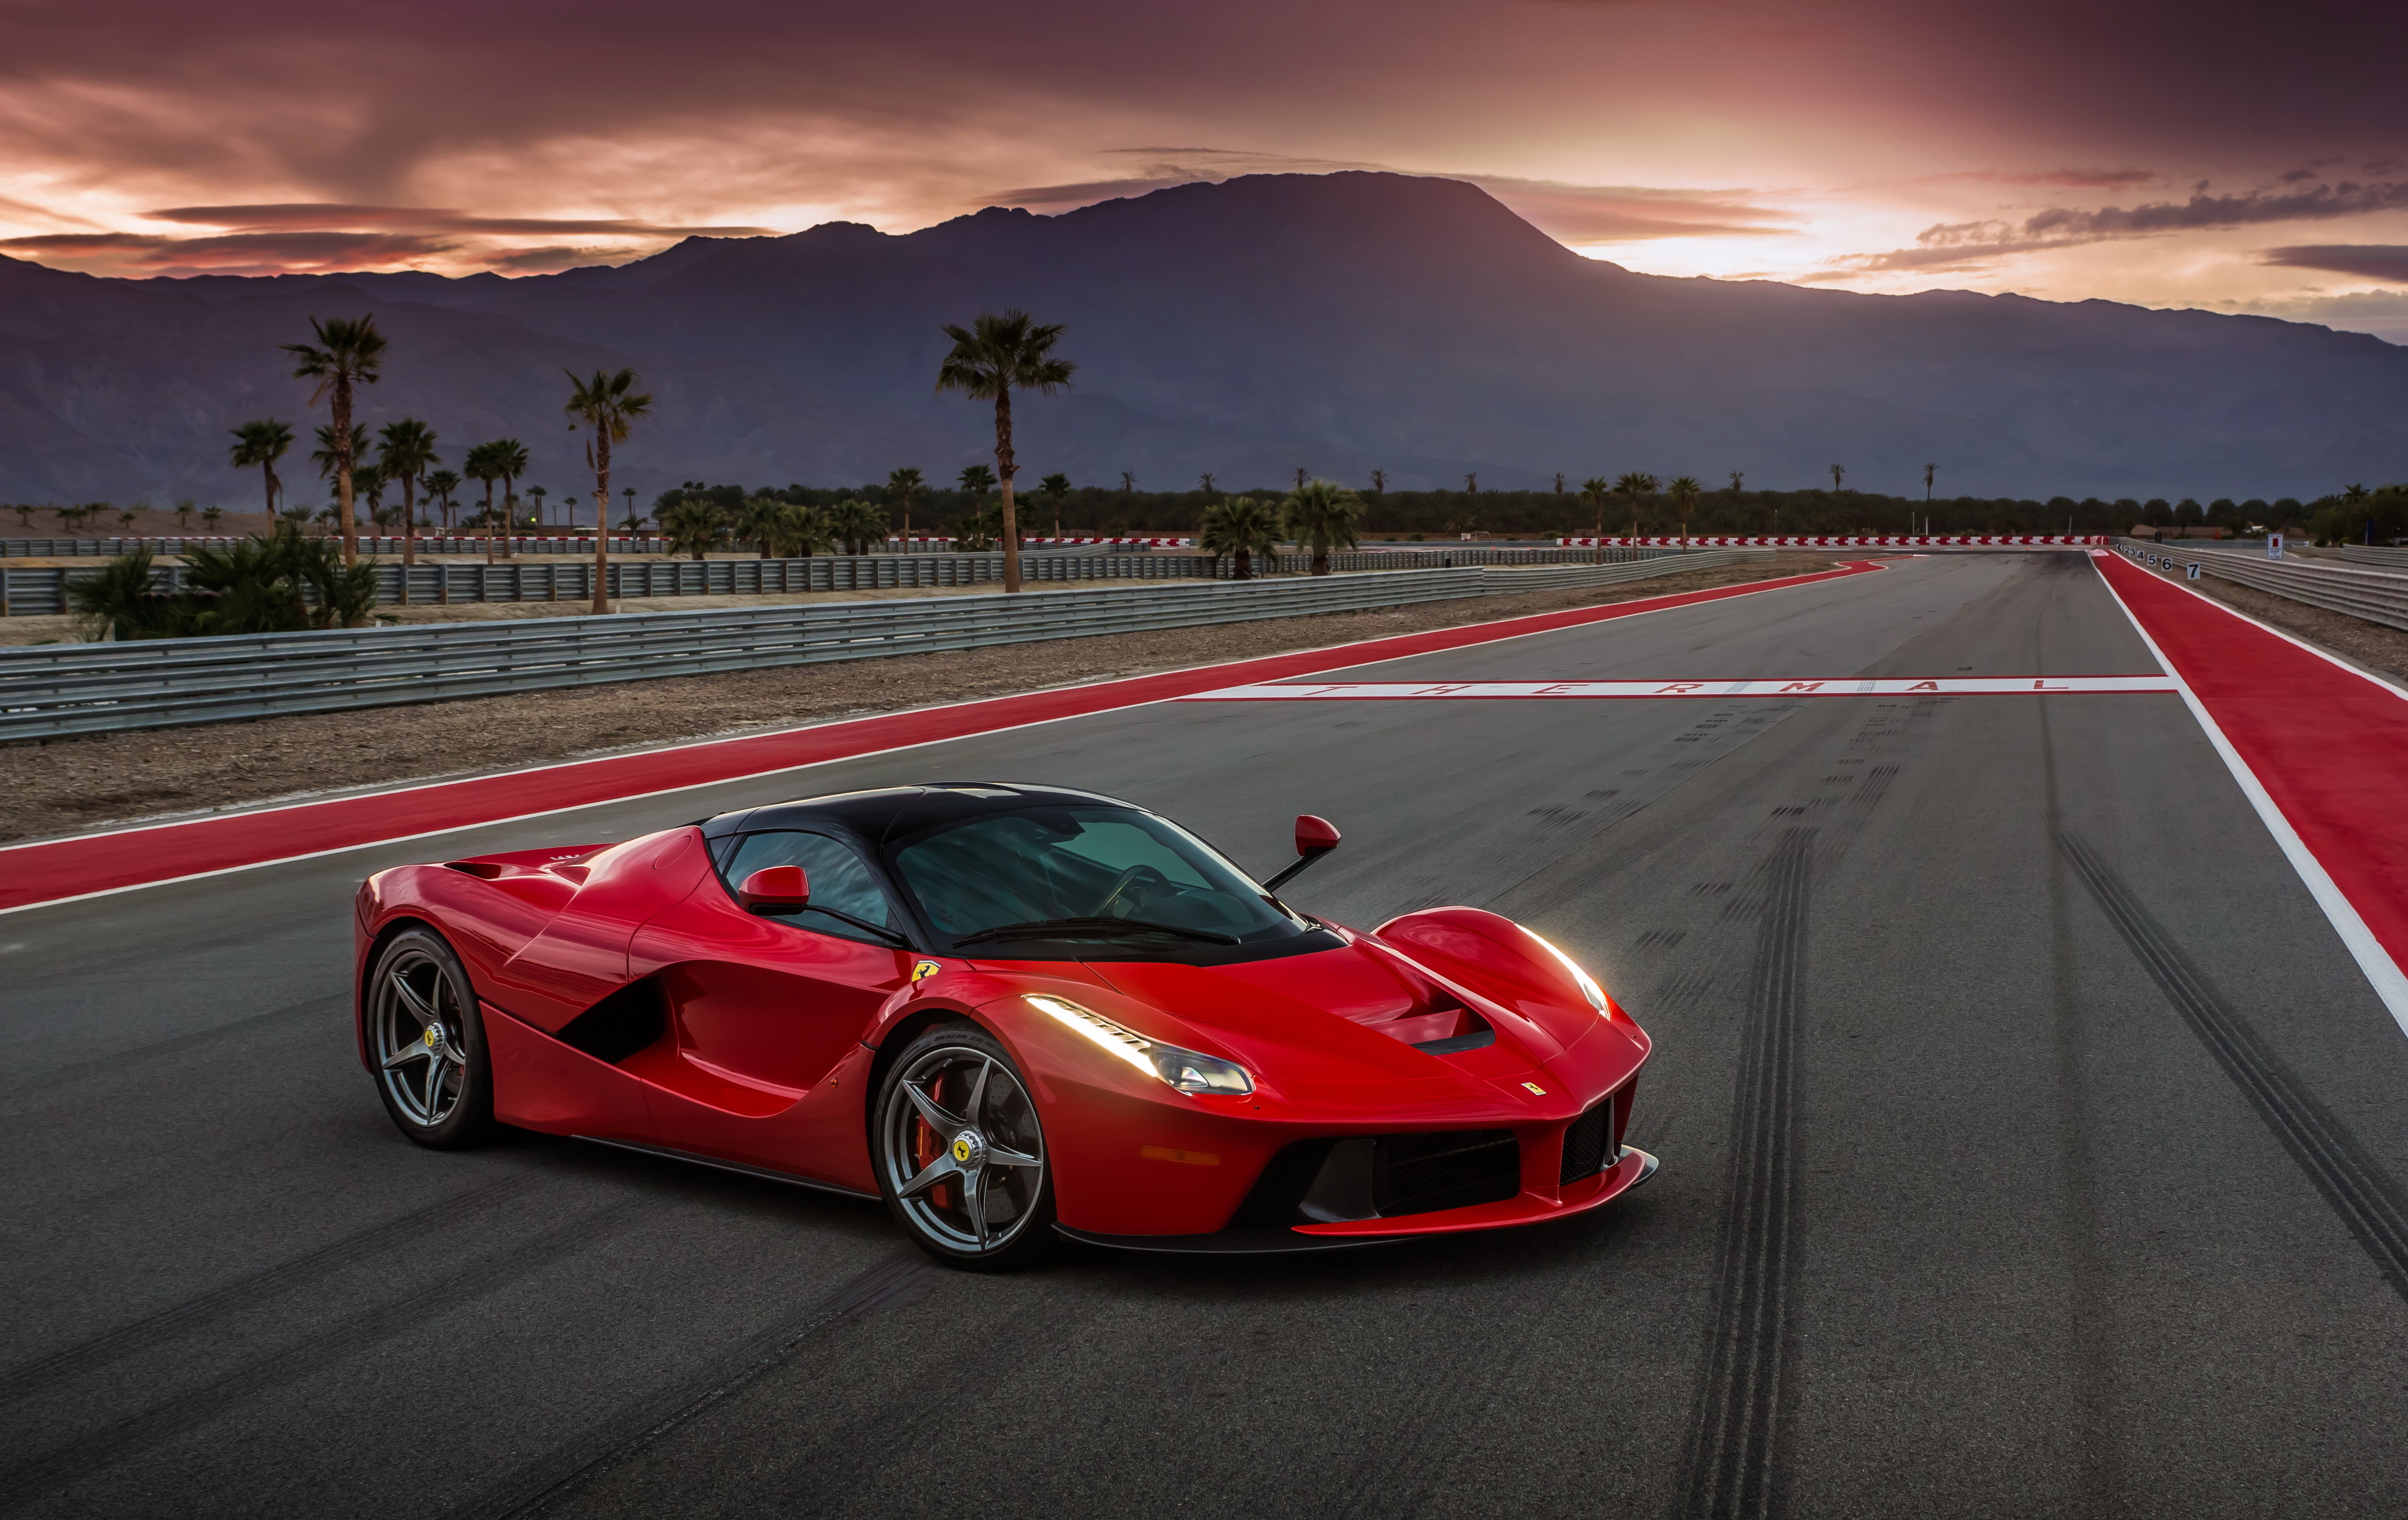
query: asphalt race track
[{"left": 9, "top": 551, "right": 2408, "bottom": 1519}]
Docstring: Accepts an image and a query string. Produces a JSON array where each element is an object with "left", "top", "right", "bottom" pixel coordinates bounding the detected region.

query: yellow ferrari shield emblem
[
  {"left": 951, "top": 1136, "right": 972, "bottom": 1163},
  {"left": 912, "top": 960, "right": 942, "bottom": 986},
  {"left": 424, "top": 1027, "right": 438, "bottom": 1047}
]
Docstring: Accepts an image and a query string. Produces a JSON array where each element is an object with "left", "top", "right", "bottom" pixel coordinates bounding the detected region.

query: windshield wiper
[{"left": 952, "top": 916, "right": 1239, "bottom": 947}]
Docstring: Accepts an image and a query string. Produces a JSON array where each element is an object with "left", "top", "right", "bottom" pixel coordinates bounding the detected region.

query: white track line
[
  {"left": 1184, "top": 676, "right": 2178, "bottom": 701},
  {"left": 2092, "top": 558, "right": 2408, "bottom": 1036}
]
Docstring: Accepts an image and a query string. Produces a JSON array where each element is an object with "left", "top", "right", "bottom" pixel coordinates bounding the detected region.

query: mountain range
[{"left": 4, "top": 170, "right": 2404, "bottom": 507}]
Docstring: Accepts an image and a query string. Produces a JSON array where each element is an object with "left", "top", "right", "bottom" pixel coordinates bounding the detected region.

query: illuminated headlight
[
  {"left": 1025, "top": 995, "right": 1255, "bottom": 1095},
  {"left": 1523, "top": 929, "right": 1609, "bottom": 1013}
]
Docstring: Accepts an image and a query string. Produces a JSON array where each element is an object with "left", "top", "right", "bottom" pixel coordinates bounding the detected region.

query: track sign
[
  {"left": 2269, "top": 533, "right": 2284, "bottom": 560},
  {"left": 2187, "top": 562, "right": 2202, "bottom": 580}
]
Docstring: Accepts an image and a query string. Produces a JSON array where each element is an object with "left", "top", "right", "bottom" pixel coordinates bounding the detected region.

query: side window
[{"left": 720, "top": 832, "right": 898, "bottom": 944}]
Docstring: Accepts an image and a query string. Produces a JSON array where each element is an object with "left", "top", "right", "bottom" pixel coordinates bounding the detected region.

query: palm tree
[
  {"left": 1666, "top": 476, "right": 1704, "bottom": 551},
  {"left": 1121, "top": 471, "right": 1137, "bottom": 493},
  {"left": 1924, "top": 463, "right": 1936, "bottom": 502},
  {"left": 1369, "top": 469, "right": 1386, "bottom": 494},
  {"left": 425, "top": 469, "right": 461, "bottom": 531},
  {"left": 661, "top": 498, "right": 724, "bottom": 560},
  {"left": 773, "top": 501, "right": 837, "bottom": 560},
  {"left": 1200, "top": 496, "right": 1282, "bottom": 580},
  {"left": 1729, "top": 470, "right": 1745, "bottom": 495},
  {"left": 1580, "top": 477, "right": 1613, "bottom": 563},
  {"left": 887, "top": 467, "right": 924, "bottom": 553},
  {"left": 202, "top": 505, "right": 223, "bottom": 531},
  {"left": 227, "top": 419, "right": 294, "bottom": 523},
  {"left": 489, "top": 438, "right": 530, "bottom": 558},
  {"left": 376, "top": 417, "right": 439, "bottom": 592},
  {"left": 934, "top": 309, "right": 1076, "bottom": 594},
  {"left": 1283, "top": 479, "right": 1363, "bottom": 575},
  {"left": 354, "top": 462, "right": 386, "bottom": 530},
  {"left": 1198, "top": 472, "right": 1217, "bottom": 495},
  {"left": 1039, "top": 472, "right": 1071, "bottom": 541},
  {"left": 529, "top": 485, "right": 548, "bottom": 528},
  {"left": 1830, "top": 464, "right": 1845, "bottom": 492},
  {"left": 281, "top": 315, "right": 386, "bottom": 567},
  {"left": 1614, "top": 471, "right": 1658, "bottom": 542},
  {"left": 622, "top": 488, "right": 639, "bottom": 534},
  {"left": 460, "top": 442, "right": 497, "bottom": 556},
  {"left": 830, "top": 498, "right": 888, "bottom": 556},
  {"left": 958, "top": 463, "right": 997, "bottom": 515},
  {"left": 736, "top": 494, "right": 788, "bottom": 557}
]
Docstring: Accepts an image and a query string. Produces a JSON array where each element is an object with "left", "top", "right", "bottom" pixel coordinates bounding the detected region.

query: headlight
[
  {"left": 1025, "top": 995, "right": 1255, "bottom": 1096},
  {"left": 1523, "top": 929, "right": 1608, "bottom": 1013}
]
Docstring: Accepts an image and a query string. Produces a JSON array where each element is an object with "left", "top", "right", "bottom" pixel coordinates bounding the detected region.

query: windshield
[{"left": 891, "top": 805, "right": 1325, "bottom": 959}]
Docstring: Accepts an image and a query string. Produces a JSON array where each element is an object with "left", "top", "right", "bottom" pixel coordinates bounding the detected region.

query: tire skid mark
[
  {"left": 1675, "top": 827, "right": 1812, "bottom": 1520},
  {"left": 2057, "top": 832, "right": 2408, "bottom": 1305},
  {"left": 0, "top": 1197, "right": 645, "bottom": 1511},
  {"left": 454, "top": 1247, "right": 935, "bottom": 1520},
  {"left": 8, "top": 993, "right": 347, "bottom": 1101},
  {"left": 0, "top": 1170, "right": 546, "bottom": 1408}
]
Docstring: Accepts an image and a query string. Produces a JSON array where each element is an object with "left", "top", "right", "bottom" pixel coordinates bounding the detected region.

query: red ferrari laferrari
[{"left": 354, "top": 784, "right": 1656, "bottom": 1267}]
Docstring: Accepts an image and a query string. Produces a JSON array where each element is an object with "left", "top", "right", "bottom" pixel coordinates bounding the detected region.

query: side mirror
[
  {"left": 1264, "top": 815, "right": 1340, "bottom": 892},
  {"left": 737, "top": 865, "right": 810, "bottom": 915}
]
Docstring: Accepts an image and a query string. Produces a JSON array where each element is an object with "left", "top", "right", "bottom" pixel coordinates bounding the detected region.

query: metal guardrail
[
  {"left": 0, "top": 544, "right": 1673, "bottom": 617},
  {"left": 2338, "top": 545, "right": 2408, "bottom": 569},
  {"left": 2114, "top": 541, "right": 2408, "bottom": 634},
  {"left": 0, "top": 553, "right": 1742, "bottom": 739}
]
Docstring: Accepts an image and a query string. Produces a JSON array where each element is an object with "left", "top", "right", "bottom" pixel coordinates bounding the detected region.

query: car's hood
[{"left": 1082, "top": 938, "right": 1565, "bottom": 1082}]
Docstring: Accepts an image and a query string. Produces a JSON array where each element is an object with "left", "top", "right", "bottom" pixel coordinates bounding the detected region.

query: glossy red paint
[{"left": 354, "top": 818, "right": 1656, "bottom": 1250}]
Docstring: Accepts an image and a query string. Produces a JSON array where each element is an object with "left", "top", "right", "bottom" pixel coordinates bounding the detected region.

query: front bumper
[{"left": 1055, "top": 1144, "right": 1658, "bottom": 1254}]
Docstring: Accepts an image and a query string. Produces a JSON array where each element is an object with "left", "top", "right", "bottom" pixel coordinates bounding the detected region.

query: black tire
[
  {"left": 365, "top": 926, "right": 500, "bottom": 1149},
  {"left": 874, "top": 1023, "right": 1056, "bottom": 1270}
]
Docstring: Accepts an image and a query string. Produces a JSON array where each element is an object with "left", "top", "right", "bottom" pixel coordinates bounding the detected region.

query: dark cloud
[
  {"left": 0, "top": 232, "right": 169, "bottom": 251},
  {"left": 2258, "top": 245, "right": 2408, "bottom": 284},
  {"left": 1949, "top": 168, "right": 2158, "bottom": 188},
  {"left": 1, "top": 229, "right": 456, "bottom": 271},
  {"left": 146, "top": 203, "right": 771, "bottom": 235},
  {"left": 484, "top": 244, "right": 643, "bottom": 273},
  {"left": 2024, "top": 182, "right": 2408, "bottom": 238}
]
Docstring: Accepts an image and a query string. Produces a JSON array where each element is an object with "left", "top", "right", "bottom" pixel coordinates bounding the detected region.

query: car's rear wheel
[
  {"left": 875, "top": 1024, "right": 1054, "bottom": 1269},
  {"left": 367, "top": 927, "right": 499, "bottom": 1149}
]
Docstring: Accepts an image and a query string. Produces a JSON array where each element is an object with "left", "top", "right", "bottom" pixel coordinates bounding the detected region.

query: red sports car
[{"left": 354, "top": 784, "right": 1656, "bottom": 1267}]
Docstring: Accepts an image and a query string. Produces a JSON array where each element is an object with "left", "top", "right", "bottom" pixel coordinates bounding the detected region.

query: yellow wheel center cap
[{"left": 950, "top": 1131, "right": 984, "bottom": 1168}]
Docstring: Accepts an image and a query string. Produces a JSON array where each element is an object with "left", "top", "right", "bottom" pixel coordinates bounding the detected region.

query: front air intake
[
  {"left": 1559, "top": 1093, "right": 1617, "bottom": 1184},
  {"left": 1238, "top": 1130, "right": 1522, "bottom": 1224}
]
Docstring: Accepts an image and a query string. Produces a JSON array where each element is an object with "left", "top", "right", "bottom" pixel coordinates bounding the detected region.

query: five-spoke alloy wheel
[
  {"left": 367, "top": 927, "right": 497, "bottom": 1149},
  {"left": 875, "top": 1025, "right": 1054, "bottom": 1268}
]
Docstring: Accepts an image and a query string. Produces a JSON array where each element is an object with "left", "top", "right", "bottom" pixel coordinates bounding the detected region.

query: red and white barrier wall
[{"left": 1557, "top": 535, "right": 2108, "bottom": 548}]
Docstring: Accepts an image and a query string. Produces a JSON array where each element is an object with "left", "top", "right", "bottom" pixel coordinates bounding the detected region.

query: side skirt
[{"left": 574, "top": 1135, "right": 881, "bottom": 1201}]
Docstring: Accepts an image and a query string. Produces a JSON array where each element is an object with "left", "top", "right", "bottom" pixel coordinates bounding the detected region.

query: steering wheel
[{"left": 1092, "top": 864, "right": 1168, "bottom": 918}]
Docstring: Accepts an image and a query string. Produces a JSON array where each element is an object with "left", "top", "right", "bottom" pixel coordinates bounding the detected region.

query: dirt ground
[
  {"left": 2138, "top": 560, "right": 2408, "bottom": 684},
  {"left": 3, "top": 555, "right": 1834, "bottom": 843}
]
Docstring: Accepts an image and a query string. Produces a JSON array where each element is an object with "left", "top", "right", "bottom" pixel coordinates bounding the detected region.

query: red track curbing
[
  {"left": 2094, "top": 553, "right": 2408, "bottom": 1016},
  {"left": 0, "top": 560, "right": 1884, "bottom": 914}
]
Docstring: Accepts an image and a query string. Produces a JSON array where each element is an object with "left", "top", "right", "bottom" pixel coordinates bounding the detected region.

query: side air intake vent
[{"left": 557, "top": 979, "right": 667, "bottom": 1064}]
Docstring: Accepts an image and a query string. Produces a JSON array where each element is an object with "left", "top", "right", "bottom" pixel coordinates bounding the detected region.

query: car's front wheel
[
  {"left": 366, "top": 926, "right": 499, "bottom": 1149},
  {"left": 875, "top": 1023, "right": 1055, "bottom": 1269}
]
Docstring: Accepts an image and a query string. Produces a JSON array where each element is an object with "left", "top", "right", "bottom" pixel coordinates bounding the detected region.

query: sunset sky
[{"left": 6, "top": 0, "right": 2406, "bottom": 337}]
